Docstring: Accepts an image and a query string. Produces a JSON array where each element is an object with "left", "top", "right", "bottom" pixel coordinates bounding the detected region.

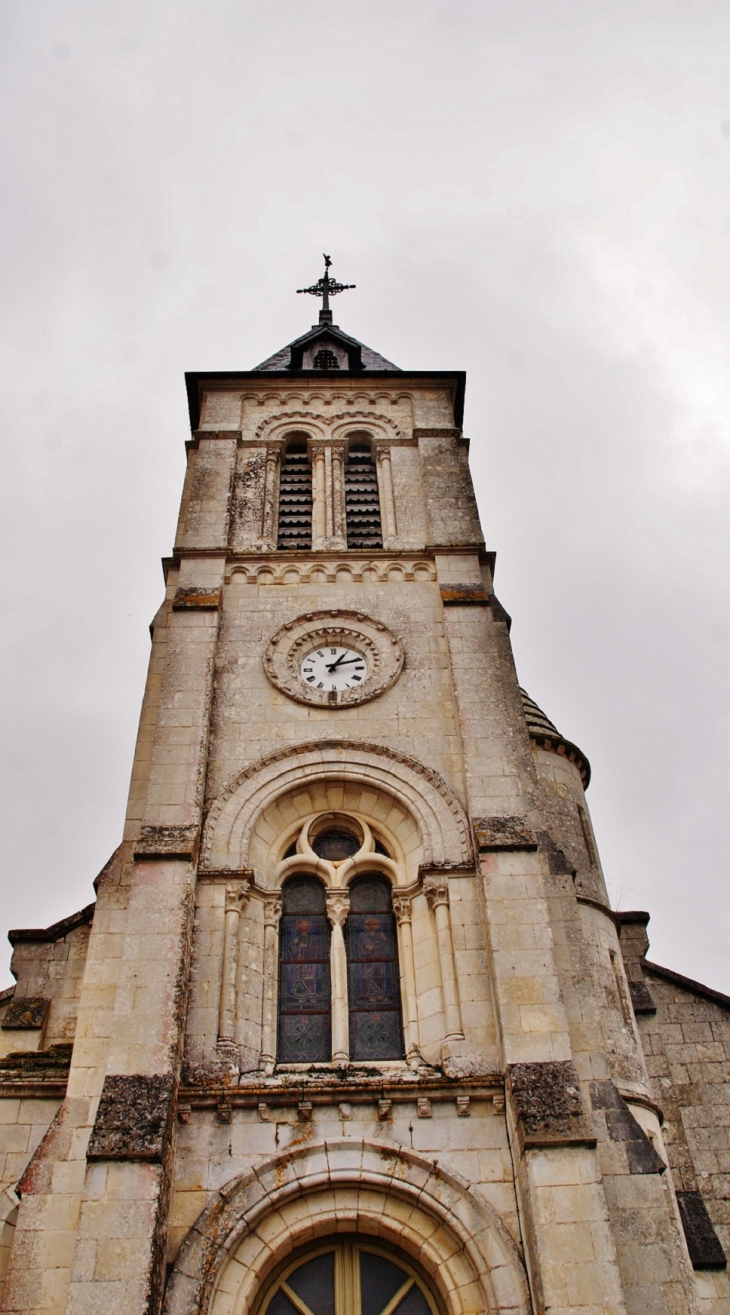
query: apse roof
[{"left": 520, "top": 687, "right": 591, "bottom": 788}]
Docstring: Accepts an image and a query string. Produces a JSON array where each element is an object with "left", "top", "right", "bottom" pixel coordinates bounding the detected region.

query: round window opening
[
  {"left": 259, "top": 1239, "right": 439, "bottom": 1315},
  {"left": 311, "top": 828, "right": 361, "bottom": 860}
]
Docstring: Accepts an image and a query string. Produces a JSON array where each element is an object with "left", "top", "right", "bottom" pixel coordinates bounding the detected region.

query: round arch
[
  {"left": 201, "top": 741, "right": 473, "bottom": 880},
  {"left": 163, "top": 1141, "right": 529, "bottom": 1315}
]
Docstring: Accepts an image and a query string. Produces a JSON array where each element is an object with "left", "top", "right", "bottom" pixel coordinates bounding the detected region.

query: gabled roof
[{"left": 255, "top": 321, "right": 400, "bottom": 373}]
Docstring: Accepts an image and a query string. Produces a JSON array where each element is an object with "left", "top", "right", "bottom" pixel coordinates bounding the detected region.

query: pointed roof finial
[{"left": 297, "top": 254, "right": 356, "bottom": 325}]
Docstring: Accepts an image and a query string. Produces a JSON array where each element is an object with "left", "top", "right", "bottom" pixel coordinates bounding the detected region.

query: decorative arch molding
[
  {"left": 250, "top": 391, "right": 414, "bottom": 415},
  {"left": 225, "top": 560, "right": 436, "bottom": 587},
  {"left": 253, "top": 410, "right": 405, "bottom": 445},
  {"left": 201, "top": 741, "right": 473, "bottom": 875},
  {"left": 163, "top": 1140, "right": 530, "bottom": 1315}
]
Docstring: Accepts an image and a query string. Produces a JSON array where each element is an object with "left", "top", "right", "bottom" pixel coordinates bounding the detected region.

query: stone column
[
  {"left": 260, "top": 896, "right": 282, "bottom": 1074},
  {"left": 217, "top": 880, "right": 251, "bottom": 1045},
  {"left": 311, "top": 444, "right": 327, "bottom": 548},
  {"left": 392, "top": 893, "right": 420, "bottom": 1066},
  {"left": 260, "top": 446, "right": 280, "bottom": 549},
  {"left": 376, "top": 447, "right": 397, "bottom": 546},
  {"left": 331, "top": 444, "right": 347, "bottom": 549},
  {"left": 326, "top": 890, "right": 350, "bottom": 1064},
  {"left": 424, "top": 874, "right": 464, "bottom": 1042},
  {"left": 324, "top": 447, "right": 334, "bottom": 539}
]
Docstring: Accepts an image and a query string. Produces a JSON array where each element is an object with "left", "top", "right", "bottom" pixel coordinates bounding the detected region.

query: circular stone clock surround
[{"left": 263, "top": 610, "right": 405, "bottom": 708}]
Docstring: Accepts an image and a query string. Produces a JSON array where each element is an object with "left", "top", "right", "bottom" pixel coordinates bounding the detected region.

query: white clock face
[{"left": 300, "top": 645, "right": 368, "bottom": 692}]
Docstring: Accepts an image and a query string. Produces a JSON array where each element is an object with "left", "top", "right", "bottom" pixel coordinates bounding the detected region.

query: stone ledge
[
  {"left": 87, "top": 1073, "right": 175, "bottom": 1161},
  {"left": 172, "top": 586, "right": 222, "bottom": 611},
  {"left": 1, "top": 996, "right": 49, "bottom": 1030},
  {"left": 440, "top": 584, "right": 490, "bottom": 606},
  {"left": 474, "top": 817, "right": 538, "bottom": 851},
  {"left": 0, "top": 1042, "right": 71, "bottom": 1089},
  {"left": 508, "top": 1060, "right": 596, "bottom": 1151},
  {"left": 134, "top": 824, "right": 199, "bottom": 862}
]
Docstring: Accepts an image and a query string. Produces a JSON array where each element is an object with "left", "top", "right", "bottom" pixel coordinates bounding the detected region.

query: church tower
[{"left": 1, "top": 261, "right": 728, "bottom": 1315}]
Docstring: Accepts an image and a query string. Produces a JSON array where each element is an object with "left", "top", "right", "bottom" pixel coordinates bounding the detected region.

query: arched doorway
[{"left": 257, "top": 1238, "right": 439, "bottom": 1315}]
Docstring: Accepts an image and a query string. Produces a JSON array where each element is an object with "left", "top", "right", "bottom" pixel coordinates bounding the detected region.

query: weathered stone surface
[
  {"left": 1, "top": 997, "right": 49, "bottom": 1030},
  {"left": 172, "top": 586, "right": 222, "bottom": 611},
  {"left": 508, "top": 1060, "right": 595, "bottom": 1146},
  {"left": 473, "top": 816, "right": 537, "bottom": 850},
  {"left": 87, "top": 1073, "right": 175, "bottom": 1161},
  {"left": 628, "top": 978, "right": 656, "bottom": 1014},
  {"left": 134, "top": 824, "right": 199, "bottom": 861},
  {"left": 439, "top": 584, "right": 489, "bottom": 605}
]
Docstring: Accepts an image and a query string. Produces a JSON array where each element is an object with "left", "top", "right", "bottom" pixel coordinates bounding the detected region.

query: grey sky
[{"left": 1, "top": 0, "right": 729, "bottom": 991}]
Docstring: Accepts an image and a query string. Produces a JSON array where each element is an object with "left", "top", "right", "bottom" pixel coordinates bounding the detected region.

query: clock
[
  {"left": 264, "top": 611, "right": 404, "bottom": 708},
  {"left": 300, "top": 645, "right": 368, "bottom": 692}
]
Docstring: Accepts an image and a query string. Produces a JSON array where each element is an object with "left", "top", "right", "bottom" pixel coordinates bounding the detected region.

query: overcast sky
[{"left": 1, "top": 0, "right": 729, "bottom": 992}]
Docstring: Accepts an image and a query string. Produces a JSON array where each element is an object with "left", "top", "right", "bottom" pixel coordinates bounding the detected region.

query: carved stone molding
[
  {"left": 423, "top": 875, "right": 450, "bottom": 910},
  {"left": 253, "top": 409, "right": 405, "bottom": 446},
  {"left": 227, "top": 558, "right": 436, "bottom": 587},
  {"left": 391, "top": 893, "right": 412, "bottom": 925},
  {"left": 163, "top": 1139, "right": 530, "bottom": 1315},
  {"left": 325, "top": 891, "right": 350, "bottom": 927},
  {"left": 263, "top": 897, "right": 283, "bottom": 928},
  {"left": 202, "top": 739, "right": 473, "bottom": 872},
  {"left": 263, "top": 610, "right": 404, "bottom": 709},
  {"left": 225, "top": 880, "right": 252, "bottom": 912}
]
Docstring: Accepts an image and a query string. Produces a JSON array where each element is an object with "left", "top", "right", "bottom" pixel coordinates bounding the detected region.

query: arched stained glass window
[
  {"left": 260, "top": 1240, "right": 437, "bottom": 1315},
  {"left": 278, "top": 877, "right": 331, "bottom": 1062},
  {"left": 346, "top": 875, "right": 404, "bottom": 1061}
]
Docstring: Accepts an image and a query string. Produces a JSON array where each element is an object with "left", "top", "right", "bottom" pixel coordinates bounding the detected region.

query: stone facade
[{"left": 0, "top": 317, "right": 726, "bottom": 1315}]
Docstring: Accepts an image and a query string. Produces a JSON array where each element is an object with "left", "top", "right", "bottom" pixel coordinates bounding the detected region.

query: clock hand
[
  {"left": 325, "top": 656, "right": 363, "bottom": 671},
  {"left": 324, "top": 651, "right": 352, "bottom": 671}
]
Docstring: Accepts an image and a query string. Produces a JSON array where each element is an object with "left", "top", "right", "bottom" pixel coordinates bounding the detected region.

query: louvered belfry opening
[
  {"left": 277, "top": 437, "right": 312, "bottom": 550},
  {"left": 345, "top": 439, "right": 382, "bottom": 549}
]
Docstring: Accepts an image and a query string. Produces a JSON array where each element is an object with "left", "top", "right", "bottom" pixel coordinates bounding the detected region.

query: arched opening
[
  {"left": 345, "top": 437, "right": 382, "bottom": 549},
  {"left": 277, "top": 436, "right": 313, "bottom": 550},
  {"left": 257, "top": 1238, "right": 439, "bottom": 1315},
  {"left": 346, "top": 875, "right": 404, "bottom": 1060},
  {"left": 278, "top": 876, "right": 330, "bottom": 1062}
]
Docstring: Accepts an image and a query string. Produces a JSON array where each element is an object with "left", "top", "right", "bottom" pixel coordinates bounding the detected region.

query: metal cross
[{"left": 297, "top": 254, "right": 355, "bottom": 324}]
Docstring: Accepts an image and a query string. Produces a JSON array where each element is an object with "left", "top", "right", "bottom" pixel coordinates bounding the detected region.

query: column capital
[
  {"left": 326, "top": 890, "right": 350, "bottom": 927},
  {"left": 392, "top": 893, "right": 413, "bottom": 925},
  {"left": 424, "top": 874, "right": 450, "bottom": 910},
  {"left": 263, "top": 896, "right": 283, "bottom": 927},
  {"left": 225, "top": 879, "right": 252, "bottom": 913}
]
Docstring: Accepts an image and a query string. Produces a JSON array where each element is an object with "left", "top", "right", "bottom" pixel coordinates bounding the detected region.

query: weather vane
[{"left": 297, "top": 254, "right": 355, "bottom": 325}]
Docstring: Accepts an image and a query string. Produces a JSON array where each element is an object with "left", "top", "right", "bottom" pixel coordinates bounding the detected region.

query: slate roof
[
  {"left": 520, "top": 687, "right": 591, "bottom": 788},
  {"left": 255, "top": 321, "right": 400, "bottom": 372}
]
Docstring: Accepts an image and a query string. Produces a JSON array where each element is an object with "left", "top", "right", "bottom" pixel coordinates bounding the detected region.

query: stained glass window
[
  {"left": 278, "top": 877, "right": 331, "bottom": 1062},
  {"left": 260, "top": 1241, "right": 436, "bottom": 1315},
  {"left": 312, "top": 829, "right": 361, "bottom": 860},
  {"left": 346, "top": 876, "right": 404, "bottom": 1061}
]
